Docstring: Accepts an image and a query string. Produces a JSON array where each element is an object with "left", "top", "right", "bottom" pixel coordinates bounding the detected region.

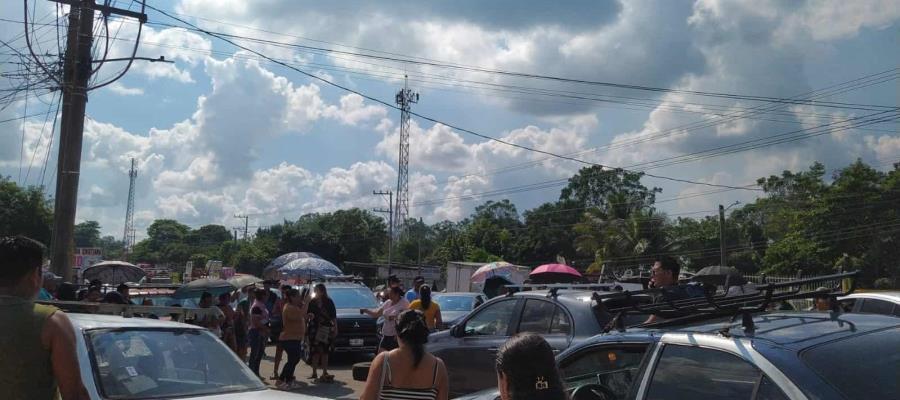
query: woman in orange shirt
[
  {"left": 277, "top": 288, "right": 310, "bottom": 389},
  {"left": 408, "top": 285, "right": 442, "bottom": 332}
]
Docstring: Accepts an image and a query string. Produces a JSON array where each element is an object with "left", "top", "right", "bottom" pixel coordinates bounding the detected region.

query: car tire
[{"left": 352, "top": 361, "right": 371, "bottom": 382}]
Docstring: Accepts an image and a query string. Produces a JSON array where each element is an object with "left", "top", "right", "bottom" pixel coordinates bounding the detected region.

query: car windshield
[
  {"left": 434, "top": 295, "right": 476, "bottom": 311},
  {"left": 87, "top": 328, "right": 265, "bottom": 399},
  {"left": 801, "top": 327, "right": 900, "bottom": 400},
  {"left": 329, "top": 287, "right": 378, "bottom": 309}
]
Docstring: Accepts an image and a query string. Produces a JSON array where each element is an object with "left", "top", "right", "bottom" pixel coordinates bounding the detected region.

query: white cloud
[
  {"left": 107, "top": 83, "right": 145, "bottom": 96},
  {"left": 865, "top": 135, "right": 900, "bottom": 164},
  {"left": 323, "top": 94, "right": 388, "bottom": 126}
]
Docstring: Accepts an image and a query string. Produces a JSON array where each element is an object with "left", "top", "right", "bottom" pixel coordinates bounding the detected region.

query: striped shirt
[{"left": 379, "top": 353, "right": 439, "bottom": 400}]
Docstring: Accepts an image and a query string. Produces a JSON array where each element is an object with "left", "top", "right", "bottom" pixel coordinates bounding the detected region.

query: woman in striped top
[{"left": 360, "top": 310, "right": 449, "bottom": 400}]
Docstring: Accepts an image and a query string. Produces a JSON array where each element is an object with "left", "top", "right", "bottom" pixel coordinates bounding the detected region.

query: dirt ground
[{"left": 258, "top": 344, "right": 369, "bottom": 399}]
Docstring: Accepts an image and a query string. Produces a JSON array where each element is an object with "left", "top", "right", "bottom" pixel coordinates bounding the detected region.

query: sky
[{"left": 1, "top": 0, "right": 898, "bottom": 240}]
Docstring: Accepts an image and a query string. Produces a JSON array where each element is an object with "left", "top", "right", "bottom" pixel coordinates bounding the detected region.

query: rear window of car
[
  {"left": 87, "top": 328, "right": 265, "bottom": 399},
  {"left": 801, "top": 327, "right": 900, "bottom": 400}
]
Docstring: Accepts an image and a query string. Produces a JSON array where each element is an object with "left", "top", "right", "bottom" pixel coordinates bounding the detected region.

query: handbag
[{"left": 315, "top": 325, "right": 332, "bottom": 344}]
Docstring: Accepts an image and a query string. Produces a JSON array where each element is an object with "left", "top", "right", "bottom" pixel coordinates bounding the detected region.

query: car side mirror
[{"left": 451, "top": 324, "right": 464, "bottom": 338}]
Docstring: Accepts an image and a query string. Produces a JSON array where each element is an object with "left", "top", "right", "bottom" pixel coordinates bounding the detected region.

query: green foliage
[
  {"left": 0, "top": 177, "right": 53, "bottom": 245},
  {"left": 74, "top": 221, "right": 101, "bottom": 247}
]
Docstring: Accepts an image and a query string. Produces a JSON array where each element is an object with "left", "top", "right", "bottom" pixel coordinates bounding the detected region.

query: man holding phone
[{"left": 360, "top": 286, "right": 409, "bottom": 353}]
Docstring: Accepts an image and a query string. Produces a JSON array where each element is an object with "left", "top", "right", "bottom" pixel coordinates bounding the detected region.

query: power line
[{"left": 145, "top": 5, "right": 764, "bottom": 193}]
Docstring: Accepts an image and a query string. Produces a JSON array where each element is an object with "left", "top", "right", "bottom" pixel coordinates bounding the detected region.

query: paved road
[{"left": 258, "top": 345, "right": 369, "bottom": 399}]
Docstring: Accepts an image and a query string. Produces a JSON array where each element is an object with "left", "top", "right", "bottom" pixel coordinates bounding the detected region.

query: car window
[
  {"left": 755, "top": 375, "right": 789, "bottom": 400},
  {"left": 329, "top": 287, "right": 378, "bottom": 309},
  {"left": 517, "top": 299, "right": 557, "bottom": 334},
  {"left": 560, "top": 344, "right": 648, "bottom": 399},
  {"left": 858, "top": 298, "right": 896, "bottom": 316},
  {"left": 802, "top": 327, "right": 900, "bottom": 400},
  {"left": 88, "top": 328, "right": 264, "bottom": 399},
  {"left": 550, "top": 305, "right": 571, "bottom": 335},
  {"left": 645, "top": 345, "right": 760, "bottom": 400},
  {"left": 464, "top": 299, "right": 517, "bottom": 336},
  {"left": 434, "top": 295, "right": 476, "bottom": 311}
]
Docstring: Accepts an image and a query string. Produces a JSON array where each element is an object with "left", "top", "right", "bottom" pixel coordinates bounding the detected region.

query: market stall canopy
[
  {"left": 82, "top": 261, "right": 146, "bottom": 286},
  {"left": 173, "top": 278, "right": 237, "bottom": 299},
  {"left": 227, "top": 273, "right": 262, "bottom": 289},
  {"left": 263, "top": 252, "right": 323, "bottom": 279},
  {"left": 276, "top": 258, "right": 342, "bottom": 281},
  {"left": 530, "top": 263, "right": 583, "bottom": 284}
]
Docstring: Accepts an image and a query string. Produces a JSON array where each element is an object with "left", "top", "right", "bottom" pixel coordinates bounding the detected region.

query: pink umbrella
[{"left": 530, "top": 263, "right": 582, "bottom": 284}]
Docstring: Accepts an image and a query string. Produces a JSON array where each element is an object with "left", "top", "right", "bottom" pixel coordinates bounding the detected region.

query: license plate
[{"left": 350, "top": 338, "right": 364, "bottom": 346}]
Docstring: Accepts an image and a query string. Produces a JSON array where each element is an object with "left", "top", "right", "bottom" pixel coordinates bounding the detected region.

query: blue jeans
[
  {"left": 279, "top": 340, "right": 303, "bottom": 382},
  {"left": 248, "top": 329, "right": 266, "bottom": 376}
]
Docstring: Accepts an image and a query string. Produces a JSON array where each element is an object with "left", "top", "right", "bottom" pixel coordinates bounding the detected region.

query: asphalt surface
[{"left": 259, "top": 344, "right": 369, "bottom": 399}]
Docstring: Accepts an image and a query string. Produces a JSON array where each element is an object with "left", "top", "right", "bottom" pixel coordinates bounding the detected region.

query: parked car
[
  {"left": 68, "top": 313, "right": 327, "bottom": 399},
  {"left": 457, "top": 311, "right": 900, "bottom": 400},
  {"left": 433, "top": 292, "right": 487, "bottom": 329},
  {"left": 839, "top": 291, "right": 900, "bottom": 317},
  {"left": 314, "top": 281, "right": 381, "bottom": 353},
  {"left": 428, "top": 289, "right": 648, "bottom": 397}
]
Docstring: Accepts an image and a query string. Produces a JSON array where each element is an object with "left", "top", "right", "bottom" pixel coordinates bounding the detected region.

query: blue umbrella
[
  {"left": 263, "top": 252, "right": 322, "bottom": 279},
  {"left": 277, "top": 258, "right": 342, "bottom": 281}
]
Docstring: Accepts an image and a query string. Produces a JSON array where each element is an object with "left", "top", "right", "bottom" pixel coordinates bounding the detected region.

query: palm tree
[{"left": 576, "top": 203, "right": 678, "bottom": 275}]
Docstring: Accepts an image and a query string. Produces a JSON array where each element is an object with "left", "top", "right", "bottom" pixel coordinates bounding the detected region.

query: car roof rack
[
  {"left": 588, "top": 270, "right": 857, "bottom": 334},
  {"left": 505, "top": 283, "right": 623, "bottom": 298},
  {"left": 36, "top": 300, "right": 221, "bottom": 322}
]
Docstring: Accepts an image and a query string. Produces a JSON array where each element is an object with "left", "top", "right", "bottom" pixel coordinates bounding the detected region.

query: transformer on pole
[{"left": 394, "top": 75, "right": 418, "bottom": 236}]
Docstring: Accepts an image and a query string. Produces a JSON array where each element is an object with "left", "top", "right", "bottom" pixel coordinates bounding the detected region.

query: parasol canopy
[
  {"left": 227, "top": 273, "right": 262, "bottom": 289},
  {"left": 691, "top": 265, "right": 746, "bottom": 286},
  {"left": 277, "top": 257, "right": 342, "bottom": 281},
  {"left": 173, "top": 278, "right": 237, "bottom": 299},
  {"left": 82, "top": 261, "right": 146, "bottom": 286},
  {"left": 529, "top": 263, "right": 582, "bottom": 284},
  {"left": 263, "top": 252, "right": 323, "bottom": 279},
  {"left": 470, "top": 261, "right": 517, "bottom": 283}
]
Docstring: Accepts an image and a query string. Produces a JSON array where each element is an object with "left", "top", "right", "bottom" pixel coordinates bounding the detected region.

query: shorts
[{"left": 379, "top": 335, "right": 398, "bottom": 351}]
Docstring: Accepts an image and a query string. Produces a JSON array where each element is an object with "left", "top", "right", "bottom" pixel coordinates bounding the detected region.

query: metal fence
[{"left": 744, "top": 273, "right": 850, "bottom": 310}]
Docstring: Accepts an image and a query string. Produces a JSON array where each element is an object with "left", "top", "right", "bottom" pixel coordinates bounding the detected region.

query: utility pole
[
  {"left": 234, "top": 214, "right": 249, "bottom": 241},
  {"left": 394, "top": 76, "right": 418, "bottom": 237},
  {"left": 46, "top": 0, "right": 148, "bottom": 281},
  {"left": 373, "top": 190, "right": 393, "bottom": 277},
  {"left": 718, "top": 201, "right": 740, "bottom": 268}
]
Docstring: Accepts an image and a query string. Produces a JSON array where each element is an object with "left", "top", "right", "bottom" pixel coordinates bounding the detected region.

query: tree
[
  {"left": 74, "top": 220, "right": 101, "bottom": 247},
  {"left": 514, "top": 200, "right": 581, "bottom": 264},
  {"left": 187, "top": 224, "right": 231, "bottom": 247},
  {"left": 576, "top": 208, "right": 674, "bottom": 274},
  {"left": 466, "top": 200, "right": 522, "bottom": 258},
  {"left": 0, "top": 177, "right": 53, "bottom": 245},
  {"left": 560, "top": 166, "right": 660, "bottom": 212},
  {"left": 145, "top": 219, "right": 191, "bottom": 251}
]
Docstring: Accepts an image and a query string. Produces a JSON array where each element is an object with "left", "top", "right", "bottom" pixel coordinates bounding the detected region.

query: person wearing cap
[{"left": 406, "top": 276, "right": 425, "bottom": 302}]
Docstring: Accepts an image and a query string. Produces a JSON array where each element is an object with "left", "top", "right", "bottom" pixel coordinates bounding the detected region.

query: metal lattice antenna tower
[
  {"left": 394, "top": 75, "right": 418, "bottom": 236},
  {"left": 123, "top": 158, "right": 137, "bottom": 255}
]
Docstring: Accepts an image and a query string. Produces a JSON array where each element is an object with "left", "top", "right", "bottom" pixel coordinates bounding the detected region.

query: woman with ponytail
[
  {"left": 496, "top": 333, "right": 568, "bottom": 400},
  {"left": 409, "top": 285, "right": 443, "bottom": 331},
  {"left": 361, "top": 310, "right": 449, "bottom": 400}
]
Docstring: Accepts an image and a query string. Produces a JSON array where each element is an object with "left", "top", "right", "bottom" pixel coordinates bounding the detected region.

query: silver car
[{"left": 68, "top": 313, "right": 326, "bottom": 400}]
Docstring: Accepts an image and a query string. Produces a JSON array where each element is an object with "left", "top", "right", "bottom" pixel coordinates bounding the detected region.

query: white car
[
  {"left": 839, "top": 291, "right": 900, "bottom": 317},
  {"left": 68, "top": 313, "right": 326, "bottom": 400}
]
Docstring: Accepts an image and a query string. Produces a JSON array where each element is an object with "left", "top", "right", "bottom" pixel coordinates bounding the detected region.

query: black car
[
  {"left": 458, "top": 311, "right": 900, "bottom": 400},
  {"left": 428, "top": 289, "right": 648, "bottom": 397},
  {"left": 433, "top": 292, "right": 487, "bottom": 330},
  {"left": 316, "top": 281, "right": 380, "bottom": 353}
]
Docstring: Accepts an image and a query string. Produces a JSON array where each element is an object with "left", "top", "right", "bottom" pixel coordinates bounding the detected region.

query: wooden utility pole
[
  {"left": 47, "top": 0, "right": 148, "bottom": 281},
  {"left": 49, "top": 1, "right": 96, "bottom": 281}
]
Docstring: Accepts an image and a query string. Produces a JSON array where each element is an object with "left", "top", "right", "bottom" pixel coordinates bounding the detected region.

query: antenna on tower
[
  {"left": 394, "top": 75, "right": 418, "bottom": 237},
  {"left": 123, "top": 158, "right": 138, "bottom": 256}
]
